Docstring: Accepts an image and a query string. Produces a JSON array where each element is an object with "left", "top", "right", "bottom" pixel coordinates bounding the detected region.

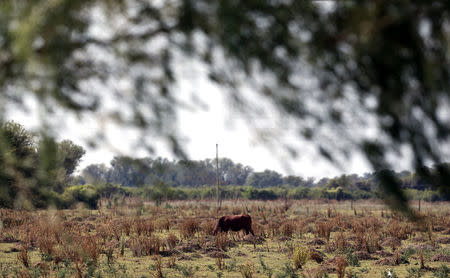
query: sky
[
  {"left": 3, "top": 0, "right": 377, "bottom": 179},
  {"left": 6, "top": 70, "right": 375, "bottom": 179}
]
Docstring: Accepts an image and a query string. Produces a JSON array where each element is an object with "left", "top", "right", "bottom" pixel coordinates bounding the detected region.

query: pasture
[{"left": 0, "top": 199, "right": 449, "bottom": 277}]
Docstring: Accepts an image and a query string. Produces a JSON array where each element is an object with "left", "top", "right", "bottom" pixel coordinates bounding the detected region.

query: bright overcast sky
[
  {"left": 4, "top": 0, "right": 377, "bottom": 179},
  {"left": 6, "top": 68, "right": 375, "bottom": 179}
]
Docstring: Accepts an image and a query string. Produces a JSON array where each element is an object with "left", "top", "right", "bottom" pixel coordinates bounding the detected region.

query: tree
[
  {"left": 246, "top": 170, "right": 283, "bottom": 188},
  {"left": 108, "top": 156, "right": 151, "bottom": 187},
  {"left": 0, "top": 121, "right": 37, "bottom": 207},
  {"left": 57, "top": 140, "right": 86, "bottom": 177},
  {"left": 38, "top": 138, "right": 86, "bottom": 193},
  {"left": 282, "top": 175, "right": 305, "bottom": 187},
  {"left": 1, "top": 1, "right": 449, "bottom": 213},
  {"left": 82, "top": 163, "right": 110, "bottom": 184}
]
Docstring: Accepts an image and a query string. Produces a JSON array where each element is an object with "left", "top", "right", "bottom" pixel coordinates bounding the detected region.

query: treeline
[
  {"left": 77, "top": 156, "right": 450, "bottom": 201},
  {"left": 0, "top": 121, "right": 448, "bottom": 210}
]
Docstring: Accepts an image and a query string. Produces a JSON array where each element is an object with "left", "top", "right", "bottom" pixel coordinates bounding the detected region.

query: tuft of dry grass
[
  {"left": 280, "top": 221, "right": 296, "bottom": 237},
  {"left": 130, "top": 235, "right": 161, "bottom": 256},
  {"left": 166, "top": 232, "right": 178, "bottom": 249},
  {"left": 153, "top": 255, "right": 164, "bottom": 278},
  {"left": 201, "top": 219, "right": 217, "bottom": 236},
  {"left": 239, "top": 260, "right": 255, "bottom": 278},
  {"left": 316, "top": 221, "right": 333, "bottom": 241},
  {"left": 336, "top": 256, "right": 347, "bottom": 278},
  {"left": 134, "top": 218, "right": 155, "bottom": 236},
  {"left": 215, "top": 232, "right": 229, "bottom": 251},
  {"left": 215, "top": 257, "right": 224, "bottom": 270},
  {"left": 17, "top": 248, "right": 30, "bottom": 268},
  {"left": 179, "top": 218, "right": 200, "bottom": 239}
]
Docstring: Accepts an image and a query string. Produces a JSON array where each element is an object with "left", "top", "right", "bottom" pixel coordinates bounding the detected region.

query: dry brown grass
[
  {"left": 179, "top": 218, "right": 200, "bottom": 239},
  {"left": 280, "top": 221, "right": 296, "bottom": 237},
  {"left": 166, "top": 232, "right": 178, "bottom": 249},
  {"left": 17, "top": 248, "right": 29, "bottom": 268},
  {"left": 134, "top": 217, "right": 155, "bottom": 236},
  {"left": 215, "top": 232, "right": 229, "bottom": 251},
  {"left": 201, "top": 219, "right": 217, "bottom": 236},
  {"left": 1, "top": 200, "right": 449, "bottom": 277},
  {"left": 316, "top": 221, "right": 333, "bottom": 241},
  {"left": 336, "top": 256, "right": 347, "bottom": 278},
  {"left": 130, "top": 235, "right": 161, "bottom": 256},
  {"left": 153, "top": 255, "right": 164, "bottom": 278}
]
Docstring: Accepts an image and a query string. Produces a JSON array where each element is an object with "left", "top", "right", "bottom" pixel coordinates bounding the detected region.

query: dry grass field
[{"left": 0, "top": 199, "right": 449, "bottom": 277}]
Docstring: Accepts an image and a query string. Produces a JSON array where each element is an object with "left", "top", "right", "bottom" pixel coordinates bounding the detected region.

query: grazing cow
[{"left": 213, "top": 214, "right": 255, "bottom": 236}]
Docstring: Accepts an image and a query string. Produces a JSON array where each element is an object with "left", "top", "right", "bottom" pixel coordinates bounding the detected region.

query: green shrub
[
  {"left": 400, "top": 246, "right": 415, "bottom": 264},
  {"left": 292, "top": 245, "right": 310, "bottom": 269},
  {"left": 344, "top": 248, "right": 360, "bottom": 267},
  {"left": 61, "top": 184, "right": 100, "bottom": 209},
  {"left": 406, "top": 267, "right": 423, "bottom": 278},
  {"left": 433, "top": 264, "right": 450, "bottom": 278},
  {"left": 259, "top": 256, "right": 273, "bottom": 278},
  {"left": 275, "top": 262, "right": 298, "bottom": 278},
  {"left": 226, "top": 259, "right": 238, "bottom": 272}
]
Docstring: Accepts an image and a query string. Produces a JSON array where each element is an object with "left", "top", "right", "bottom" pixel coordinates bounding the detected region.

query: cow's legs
[{"left": 249, "top": 227, "right": 255, "bottom": 236}]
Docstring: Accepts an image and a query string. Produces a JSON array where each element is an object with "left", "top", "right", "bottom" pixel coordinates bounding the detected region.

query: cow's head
[{"left": 212, "top": 216, "right": 225, "bottom": 235}]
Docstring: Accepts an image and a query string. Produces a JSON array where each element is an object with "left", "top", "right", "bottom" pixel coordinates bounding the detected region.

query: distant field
[{"left": 0, "top": 200, "right": 449, "bottom": 277}]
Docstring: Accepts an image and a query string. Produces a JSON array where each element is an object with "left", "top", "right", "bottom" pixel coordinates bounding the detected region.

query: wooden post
[{"left": 216, "top": 144, "right": 221, "bottom": 209}]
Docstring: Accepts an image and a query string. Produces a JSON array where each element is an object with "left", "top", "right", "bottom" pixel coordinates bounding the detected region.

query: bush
[
  {"left": 406, "top": 267, "right": 423, "bottom": 278},
  {"left": 276, "top": 262, "right": 298, "bottom": 278},
  {"left": 433, "top": 264, "right": 450, "bottom": 278},
  {"left": 344, "top": 248, "right": 360, "bottom": 267},
  {"left": 61, "top": 184, "right": 100, "bottom": 209},
  {"left": 292, "top": 245, "right": 310, "bottom": 269}
]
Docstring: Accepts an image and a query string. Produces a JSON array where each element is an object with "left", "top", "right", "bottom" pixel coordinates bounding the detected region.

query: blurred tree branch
[{"left": 0, "top": 0, "right": 449, "bottom": 214}]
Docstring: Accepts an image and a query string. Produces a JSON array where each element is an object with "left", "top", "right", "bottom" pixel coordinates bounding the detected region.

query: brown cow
[{"left": 213, "top": 214, "right": 255, "bottom": 236}]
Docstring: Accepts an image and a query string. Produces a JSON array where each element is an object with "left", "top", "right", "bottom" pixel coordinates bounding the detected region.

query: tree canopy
[
  {"left": 0, "top": 121, "right": 85, "bottom": 208},
  {"left": 1, "top": 1, "right": 449, "bottom": 214}
]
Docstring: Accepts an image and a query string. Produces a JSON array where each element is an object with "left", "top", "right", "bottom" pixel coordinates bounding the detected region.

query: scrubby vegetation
[
  {"left": 1, "top": 121, "right": 449, "bottom": 211},
  {"left": 0, "top": 200, "right": 449, "bottom": 277}
]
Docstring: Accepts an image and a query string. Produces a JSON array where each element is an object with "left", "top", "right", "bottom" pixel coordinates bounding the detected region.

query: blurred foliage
[
  {"left": 0, "top": 1, "right": 450, "bottom": 212},
  {"left": 0, "top": 121, "right": 85, "bottom": 208}
]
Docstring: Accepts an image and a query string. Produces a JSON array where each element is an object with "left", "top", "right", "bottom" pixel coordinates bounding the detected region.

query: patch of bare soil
[
  {"left": 381, "top": 237, "right": 401, "bottom": 248},
  {"left": 159, "top": 249, "right": 181, "bottom": 257},
  {"left": 310, "top": 248, "right": 325, "bottom": 263},
  {"left": 355, "top": 251, "right": 375, "bottom": 260},
  {"left": 207, "top": 250, "right": 230, "bottom": 258},
  {"left": 0, "top": 236, "right": 19, "bottom": 243},
  {"left": 435, "top": 237, "right": 450, "bottom": 244},
  {"left": 412, "top": 236, "right": 428, "bottom": 242},
  {"left": 431, "top": 254, "right": 450, "bottom": 262},
  {"left": 309, "top": 238, "right": 326, "bottom": 245},
  {"left": 375, "top": 257, "right": 395, "bottom": 266},
  {"left": 375, "top": 250, "right": 393, "bottom": 257},
  {"left": 414, "top": 243, "right": 437, "bottom": 252},
  {"left": 243, "top": 235, "right": 265, "bottom": 244},
  {"left": 176, "top": 243, "right": 201, "bottom": 253}
]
